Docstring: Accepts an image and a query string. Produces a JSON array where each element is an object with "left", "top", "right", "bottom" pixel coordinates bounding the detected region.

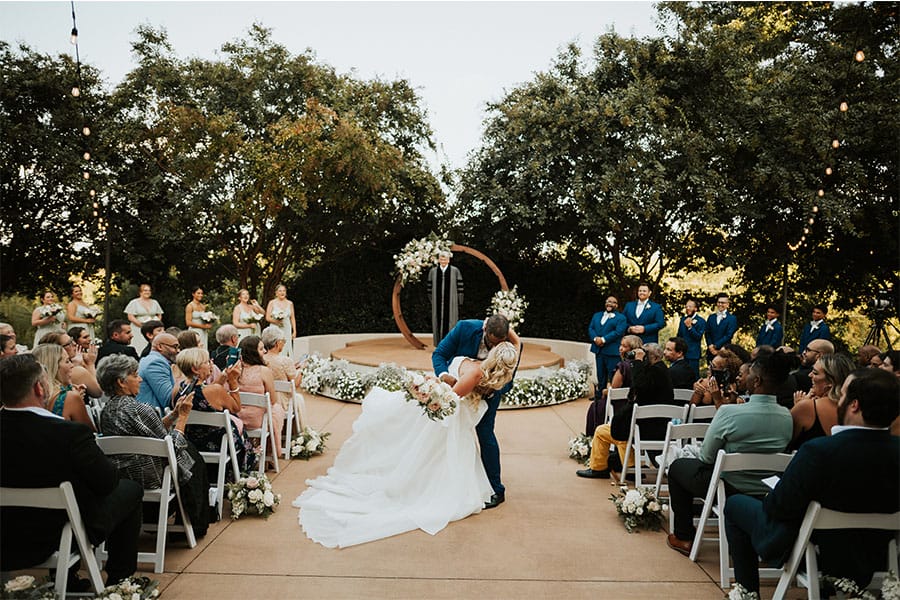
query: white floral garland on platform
[
  {"left": 299, "top": 354, "right": 591, "bottom": 408},
  {"left": 393, "top": 234, "right": 454, "bottom": 286}
]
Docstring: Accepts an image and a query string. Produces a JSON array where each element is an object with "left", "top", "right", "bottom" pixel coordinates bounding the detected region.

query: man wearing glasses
[
  {"left": 790, "top": 339, "right": 834, "bottom": 394},
  {"left": 136, "top": 333, "right": 180, "bottom": 413}
]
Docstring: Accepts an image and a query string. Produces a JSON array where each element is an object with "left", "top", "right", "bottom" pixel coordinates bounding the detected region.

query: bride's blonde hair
[{"left": 480, "top": 341, "right": 518, "bottom": 390}]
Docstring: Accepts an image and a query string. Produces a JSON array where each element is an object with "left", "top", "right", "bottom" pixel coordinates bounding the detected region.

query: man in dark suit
[
  {"left": 433, "top": 314, "right": 520, "bottom": 508},
  {"left": 798, "top": 304, "right": 832, "bottom": 354},
  {"left": 588, "top": 295, "right": 627, "bottom": 391},
  {"left": 664, "top": 337, "right": 696, "bottom": 390},
  {"left": 724, "top": 368, "right": 900, "bottom": 594},
  {"left": 755, "top": 305, "right": 784, "bottom": 349},
  {"left": 96, "top": 319, "right": 139, "bottom": 364},
  {"left": 677, "top": 299, "right": 706, "bottom": 379},
  {"left": 705, "top": 293, "right": 738, "bottom": 362},
  {"left": 0, "top": 354, "right": 143, "bottom": 587},
  {"left": 623, "top": 283, "right": 666, "bottom": 344}
]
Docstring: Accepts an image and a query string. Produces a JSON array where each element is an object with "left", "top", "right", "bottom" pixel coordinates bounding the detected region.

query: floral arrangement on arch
[
  {"left": 226, "top": 472, "right": 281, "bottom": 519},
  {"left": 290, "top": 426, "right": 331, "bottom": 459},
  {"left": 488, "top": 285, "right": 527, "bottom": 330},
  {"left": 393, "top": 234, "right": 454, "bottom": 286},
  {"left": 568, "top": 433, "right": 592, "bottom": 466},
  {"left": 404, "top": 371, "right": 458, "bottom": 420},
  {"left": 608, "top": 485, "right": 666, "bottom": 533}
]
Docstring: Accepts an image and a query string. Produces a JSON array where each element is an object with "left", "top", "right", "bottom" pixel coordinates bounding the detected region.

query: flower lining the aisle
[
  {"left": 608, "top": 486, "right": 666, "bottom": 533},
  {"left": 96, "top": 576, "right": 160, "bottom": 599},
  {"left": 290, "top": 426, "right": 330, "bottom": 459},
  {"left": 226, "top": 472, "right": 280, "bottom": 519},
  {"left": 502, "top": 361, "right": 591, "bottom": 408},
  {"left": 568, "top": 434, "right": 591, "bottom": 465},
  {"left": 2, "top": 575, "right": 55, "bottom": 599}
]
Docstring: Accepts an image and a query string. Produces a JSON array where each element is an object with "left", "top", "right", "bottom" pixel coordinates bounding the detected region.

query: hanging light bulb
[
  {"left": 808, "top": 217, "right": 815, "bottom": 224},
  {"left": 800, "top": 236, "right": 806, "bottom": 242},
  {"left": 71, "top": 86, "right": 80, "bottom": 97},
  {"left": 804, "top": 227, "right": 810, "bottom": 234},
  {"left": 82, "top": 126, "right": 91, "bottom": 136},
  {"left": 70, "top": 27, "right": 78, "bottom": 45},
  {"left": 839, "top": 101, "right": 848, "bottom": 112},
  {"left": 83, "top": 171, "right": 90, "bottom": 180},
  {"left": 832, "top": 139, "right": 840, "bottom": 149},
  {"left": 83, "top": 151, "right": 90, "bottom": 161},
  {"left": 92, "top": 202, "right": 98, "bottom": 209},
  {"left": 89, "top": 189, "right": 96, "bottom": 197},
  {"left": 855, "top": 50, "right": 865, "bottom": 62},
  {"left": 825, "top": 167, "right": 833, "bottom": 175},
  {"left": 817, "top": 189, "right": 825, "bottom": 197},
  {"left": 92, "top": 210, "right": 98, "bottom": 217},
  {"left": 812, "top": 206, "right": 819, "bottom": 213}
]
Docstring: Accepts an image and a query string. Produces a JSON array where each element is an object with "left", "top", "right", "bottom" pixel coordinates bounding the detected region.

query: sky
[{"left": 1, "top": 1, "right": 661, "bottom": 172}]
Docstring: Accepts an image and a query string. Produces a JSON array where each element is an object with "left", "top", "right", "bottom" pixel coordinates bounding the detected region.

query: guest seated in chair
[
  {"left": 787, "top": 353, "right": 854, "bottom": 452},
  {"left": 0, "top": 354, "right": 142, "bottom": 588},
  {"left": 665, "top": 351, "right": 794, "bottom": 557},
  {"left": 31, "top": 343, "right": 94, "bottom": 430},
  {"left": 690, "top": 349, "right": 743, "bottom": 408},
  {"left": 583, "top": 334, "right": 643, "bottom": 437},
  {"left": 261, "top": 325, "right": 302, "bottom": 414},
  {"left": 724, "top": 368, "right": 899, "bottom": 595},
  {"left": 236, "top": 336, "right": 285, "bottom": 469},
  {"left": 96, "top": 354, "right": 210, "bottom": 537}
]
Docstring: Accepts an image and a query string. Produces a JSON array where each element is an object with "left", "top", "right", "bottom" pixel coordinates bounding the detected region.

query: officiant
[{"left": 428, "top": 251, "right": 464, "bottom": 347}]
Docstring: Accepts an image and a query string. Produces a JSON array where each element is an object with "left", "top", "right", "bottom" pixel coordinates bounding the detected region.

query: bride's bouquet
[
  {"left": 405, "top": 372, "right": 458, "bottom": 421},
  {"left": 199, "top": 311, "right": 219, "bottom": 324},
  {"left": 243, "top": 312, "right": 264, "bottom": 324},
  {"left": 39, "top": 303, "right": 64, "bottom": 318}
]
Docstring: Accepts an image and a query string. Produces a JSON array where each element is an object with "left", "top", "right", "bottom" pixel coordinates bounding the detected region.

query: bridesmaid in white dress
[
  {"left": 66, "top": 284, "right": 98, "bottom": 341},
  {"left": 293, "top": 342, "right": 519, "bottom": 548},
  {"left": 124, "top": 283, "right": 164, "bottom": 355},
  {"left": 31, "top": 291, "right": 67, "bottom": 348},
  {"left": 232, "top": 289, "right": 265, "bottom": 340},
  {"left": 266, "top": 284, "right": 296, "bottom": 359},
  {"left": 184, "top": 286, "right": 214, "bottom": 350}
]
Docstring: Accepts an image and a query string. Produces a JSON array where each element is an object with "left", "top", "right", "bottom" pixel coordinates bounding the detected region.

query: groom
[{"left": 432, "top": 314, "right": 519, "bottom": 509}]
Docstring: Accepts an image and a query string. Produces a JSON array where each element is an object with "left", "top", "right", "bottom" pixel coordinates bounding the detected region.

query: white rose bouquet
[
  {"left": 225, "top": 472, "right": 281, "bottom": 519},
  {"left": 82, "top": 307, "right": 102, "bottom": 320},
  {"left": 243, "top": 312, "right": 264, "bottom": 324},
  {"left": 270, "top": 309, "right": 287, "bottom": 322},
  {"left": 199, "top": 311, "right": 219, "bottom": 324},
  {"left": 290, "top": 426, "right": 331, "bottom": 459},
  {"left": 405, "top": 372, "right": 458, "bottom": 421},
  {"left": 39, "top": 303, "right": 64, "bottom": 318},
  {"left": 608, "top": 486, "right": 666, "bottom": 533}
]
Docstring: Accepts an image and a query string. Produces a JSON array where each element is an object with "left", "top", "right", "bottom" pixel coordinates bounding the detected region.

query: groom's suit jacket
[{"left": 432, "top": 319, "right": 518, "bottom": 396}]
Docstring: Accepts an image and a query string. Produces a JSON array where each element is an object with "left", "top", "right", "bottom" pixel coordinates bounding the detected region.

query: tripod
[{"left": 864, "top": 313, "right": 900, "bottom": 349}]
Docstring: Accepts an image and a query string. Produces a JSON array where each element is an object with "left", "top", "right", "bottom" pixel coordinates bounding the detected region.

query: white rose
[
  {"left": 109, "top": 593, "right": 123, "bottom": 600},
  {"left": 306, "top": 440, "right": 319, "bottom": 452},
  {"left": 248, "top": 489, "right": 263, "bottom": 503},
  {"left": 263, "top": 490, "right": 275, "bottom": 507},
  {"left": 245, "top": 476, "right": 259, "bottom": 489},
  {"left": 5, "top": 575, "right": 35, "bottom": 592},
  {"left": 132, "top": 593, "right": 142, "bottom": 600}
]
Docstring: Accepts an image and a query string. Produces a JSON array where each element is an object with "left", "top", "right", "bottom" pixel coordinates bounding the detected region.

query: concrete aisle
[{"left": 148, "top": 395, "right": 792, "bottom": 599}]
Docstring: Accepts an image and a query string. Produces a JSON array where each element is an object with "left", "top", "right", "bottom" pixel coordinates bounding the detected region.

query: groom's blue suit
[{"left": 432, "top": 319, "right": 518, "bottom": 496}]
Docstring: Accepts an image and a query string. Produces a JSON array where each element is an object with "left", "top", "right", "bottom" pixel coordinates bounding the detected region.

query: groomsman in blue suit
[
  {"left": 433, "top": 314, "right": 521, "bottom": 509},
  {"left": 705, "top": 293, "right": 738, "bottom": 361},
  {"left": 623, "top": 283, "right": 666, "bottom": 344},
  {"left": 676, "top": 299, "right": 706, "bottom": 379},
  {"left": 755, "top": 305, "right": 784, "bottom": 349},
  {"left": 588, "top": 296, "right": 627, "bottom": 391},
  {"left": 798, "top": 304, "right": 831, "bottom": 353},
  {"left": 724, "top": 368, "right": 899, "bottom": 595}
]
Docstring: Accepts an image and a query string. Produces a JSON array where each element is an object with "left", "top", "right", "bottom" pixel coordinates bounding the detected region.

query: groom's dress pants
[{"left": 476, "top": 392, "right": 504, "bottom": 495}]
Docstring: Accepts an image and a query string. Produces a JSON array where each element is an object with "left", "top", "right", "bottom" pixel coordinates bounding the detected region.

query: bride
[{"left": 293, "top": 341, "right": 519, "bottom": 548}]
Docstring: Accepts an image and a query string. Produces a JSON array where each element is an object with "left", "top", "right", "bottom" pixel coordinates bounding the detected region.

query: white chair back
[
  {"left": 688, "top": 404, "right": 718, "bottom": 423},
  {"left": 653, "top": 421, "right": 711, "bottom": 499},
  {"left": 186, "top": 409, "right": 241, "bottom": 519},
  {"left": 239, "top": 391, "right": 279, "bottom": 473},
  {"left": 273, "top": 379, "right": 299, "bottom": 460},
  {"left": 673, "top": 388, "right": 694, "bottom": 402},
  {"left": 604, "top": 386, "right": 630, "bottom": 425},
  {"left": 0, "top": 482, "right": 105, "bottom": 596},
  {"left": 620, "top": 403, "right": 689, "bottom": 486}
]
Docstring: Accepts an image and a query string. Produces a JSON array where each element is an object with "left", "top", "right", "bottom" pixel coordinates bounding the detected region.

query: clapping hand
[
  {"left": 174, "top": 394, "right": 193, "bottom": 417},
  {"left": 73, "top": 383, "right": 87, "bottom": 400},
  {"left": 793, "top": 390, "right": 811, "bottom": 406}
]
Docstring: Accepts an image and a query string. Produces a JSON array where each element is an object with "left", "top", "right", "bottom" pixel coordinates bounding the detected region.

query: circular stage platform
[{"left": 330, "top": 336, "right": 564, "bottom": 375}]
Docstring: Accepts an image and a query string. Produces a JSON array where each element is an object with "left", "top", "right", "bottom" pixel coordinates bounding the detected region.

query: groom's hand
[{"left": 439, "top": 373, "right": 457, "bottom": 386}]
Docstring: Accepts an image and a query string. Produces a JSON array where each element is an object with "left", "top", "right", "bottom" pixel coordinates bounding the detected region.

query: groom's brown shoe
[{"left": 484, "top": 493, "right": 505, "bottom": 509}]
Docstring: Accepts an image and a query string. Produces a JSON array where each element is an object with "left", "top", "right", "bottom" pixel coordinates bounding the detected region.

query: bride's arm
[
  {"left": 451, "top": 361, "right": 483, "bottom": 397},
  {"left": 506, "top": 328, "right": 521, "bottom": 348}
]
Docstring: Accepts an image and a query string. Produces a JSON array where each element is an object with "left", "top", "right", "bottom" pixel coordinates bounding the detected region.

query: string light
[
  {"left": 817, "top": 189, "right": 825, "bottom": 197},
  {"left": 71, "top": 86, "right": 80, "bottom": 97},
  {"left": 83, "top": 151, "right": 90, "bottom": 160},
  {"left": 855, "top": 50, "right": 865, "bottom": 62},
  {"left": 831, "top": 139, "right": 840, "bottom": 148},
  {"left": 839, "top": 101, "right": 848, "bottom": 112},
  {"left": 825, "top": 167, "right": 833, "bottom": 175},
  {"left": 70, "top": 27, "right": 78, "bottom": 45},
  {"left": 82, "top": 126, "right": 90, "bottom": 136}
]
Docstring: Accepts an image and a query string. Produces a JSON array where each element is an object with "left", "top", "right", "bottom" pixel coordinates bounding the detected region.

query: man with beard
[
  {"left": 789, "top": 338, "right": 834, "bottom": 394},
  {"left": 676, "top": 299, "right": 706, "bottom": 379}
]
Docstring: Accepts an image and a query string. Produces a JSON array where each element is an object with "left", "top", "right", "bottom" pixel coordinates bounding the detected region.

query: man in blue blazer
[
  {"left": 623, "top": 283, "right": 666, "bottom": 344},
  {"left": 588, "top": 296, "right": 627, "bottom": 391},
  {"left": 724, "top": 368, "right": 899, "bottom": 594},
  {"left": 433, "top": 314, "right": 521, "bottom": 509},
  {"left": 798, "top": 304, "right": 832, "bottom": 353},
  {"left": 676, "top": 299, "right": 706, "bottom": 379},
  {"left": 136, "top": 332, "right": 180, "bottom": 413},
  {"left": 755, "top": 305, "right": 784, "bottom": 349},
  {"left": 705, "top": 293, "right": 738, "bottom": 361}
]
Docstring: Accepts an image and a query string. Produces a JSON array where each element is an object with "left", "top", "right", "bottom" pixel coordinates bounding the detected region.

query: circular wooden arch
[{"left": 392, "top": 244, "right": 509, "bottom": 350}]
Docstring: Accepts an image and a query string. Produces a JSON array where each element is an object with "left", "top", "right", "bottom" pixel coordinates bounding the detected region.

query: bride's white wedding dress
[{"left": 293, "top": 357, "right": 492, "bottom": 548}]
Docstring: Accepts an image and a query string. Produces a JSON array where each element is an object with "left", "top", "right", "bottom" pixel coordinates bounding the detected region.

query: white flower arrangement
[
  {"left": 2, "top": 575, "right": 55, "bottom": 599},
  {"left": 502, "top": 361, "right": 591, "bottom": 408},
  {"left": 488, "top": 285, "right": 528, "bottom": 330},
  {"left": 299, "top": 354, "right": 367, "bottom": 400},
  {"left": 199, "top": 311, "right": 219, "bottom": 324},
  {"left": 225, "top": 472, "right": 281, "bottom": 519},
  {"left": 270, "top": 308, "right": 288, "bottom": 322},
  {"left": 821, "top": 571, "right": 900, "bottom": 600},
  {"left": 81, "top": 307, "right": 102, "bottom": 320},
  {"left": 95, "top": 576, "right": 160, "bottom": 599},
  {"left": 393, "top": 234, "right": 454, "bottom": 286},
  {"left": 568, "top": 433, "right": 592, "bottom": 465},
  {"left": 608, "top": 485, "right": 666, "bottom": 533},
  {"left": 243, "top": 312, "right": 264, "bottom": 324},
  {"left": 726, "top": 583, "right": 760, "bottom": 600},
  {"left": 290, "top": 426, "right": 331, "bottom": 459},
  {"left": 405, "top": 372, "right": 458, "bottom": 420},
  {"left": 363, "top": 362, "right": 409, "bottom": 392},
  {"left": 39, "top": 303, "right": 64, "bottom": 319}
]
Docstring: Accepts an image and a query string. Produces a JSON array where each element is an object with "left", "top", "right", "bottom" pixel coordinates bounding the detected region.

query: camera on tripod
[{"left": 868, "top": 289, "right": 894, "bottom": 316}]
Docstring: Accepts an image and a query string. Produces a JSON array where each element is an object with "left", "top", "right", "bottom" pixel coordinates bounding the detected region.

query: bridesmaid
[
  {"left": 185, "top": 286, "right": 214, "bottom": 350},
  {"left": 66, "top": 284, "right": 98, "bottom": 342},
  {"left": 124, "top": 283, "right": 164, "bottom": 356},
  {"left": 232, "top": 289, "right": 265, "bottom": 340},
  {"left": 265, "top": 284, "right": 296, "bottom": 359},
  {"left": 31, "top": 291, "right": 66, "bottom": 348}
]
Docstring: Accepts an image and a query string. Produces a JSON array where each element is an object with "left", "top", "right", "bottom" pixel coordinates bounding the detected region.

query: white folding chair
[
  {"left": 0, "top": 481, "right": 105, "bottom": 596},
  {"left": 273, "top": 380, "right": 303, "bottom": 460},
  {"left": 186, "top": 409, "right": 241, "bottom": 519},
  {"left": 773, "top": 501, "right": 900, "bottom": 600},
  {"left": 239, "top": 391, "right": 279, "bottom": 473},
  {"left": 94, "top": 435, "right": 196, "bottom": 573},
  {"left": 653, "top": 421, "right": 710, "bottom": 499},
  {"left": 620, "top": 403, "right": 689, "bottom": 486},
  {"left": 689, "top": 449, "right": 794, "bottom": 589},
  {"left": 605, "top": 387, "right": 629, "bottom": 425},
  {"left": 673, "top": 388, "right": 694, "bottom": 403},
  {"left": 688, "top": 404, "right": 718, "bottom": 423}
]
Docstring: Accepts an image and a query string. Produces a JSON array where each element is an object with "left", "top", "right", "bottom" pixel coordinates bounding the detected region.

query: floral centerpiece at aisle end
[
  {"left": 568, "top": 434, "right": 592, "bottom": 466},
  {"left": 2, "top": 575, "right": 55, "bottom": 599},
  {"left": 226, "top": 472, "right": 280, "bottom": 519},
  {"left": 405, "top": 372, "right": 458, "bottom": 420},
  {"left": 608, "top": 486, "right": 666, "bottom": 533},
  {"left": 38, "top": 303, "right": 64, "bottom": 319},
  {"left": 290, "top": 426, "right": 331, "bottom": 459},
  {"left": 95, "top": 576, "right": 160, "bottom": 599},
  {"left": 198, "top": 311, "right": 219, "bottom": 324},
  {"left": 393, "top": 234, "right": 453, "bottom": 285},
  {"left": 488, "top": 285, "right": 527, "bottom": 330}
]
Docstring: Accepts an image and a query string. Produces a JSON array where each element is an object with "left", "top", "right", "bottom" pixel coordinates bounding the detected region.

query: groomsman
[
  {"left": 676, "top": 299, "right": 706, "bottom": 379},
  {"left": 705, "top": 293, "right": 738, "bottom": 361},
  {"left": 588, "top": 296, "right": 627, "bottom": 391},
  {"left": 798, "top": 304, "right": 831, "bottom": 354},
  {"left": 755, "top": 305, "right": 784, "bottom": 348},
  {"left": 624, "top": 283, "right": 665, "bottom": 344}
]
